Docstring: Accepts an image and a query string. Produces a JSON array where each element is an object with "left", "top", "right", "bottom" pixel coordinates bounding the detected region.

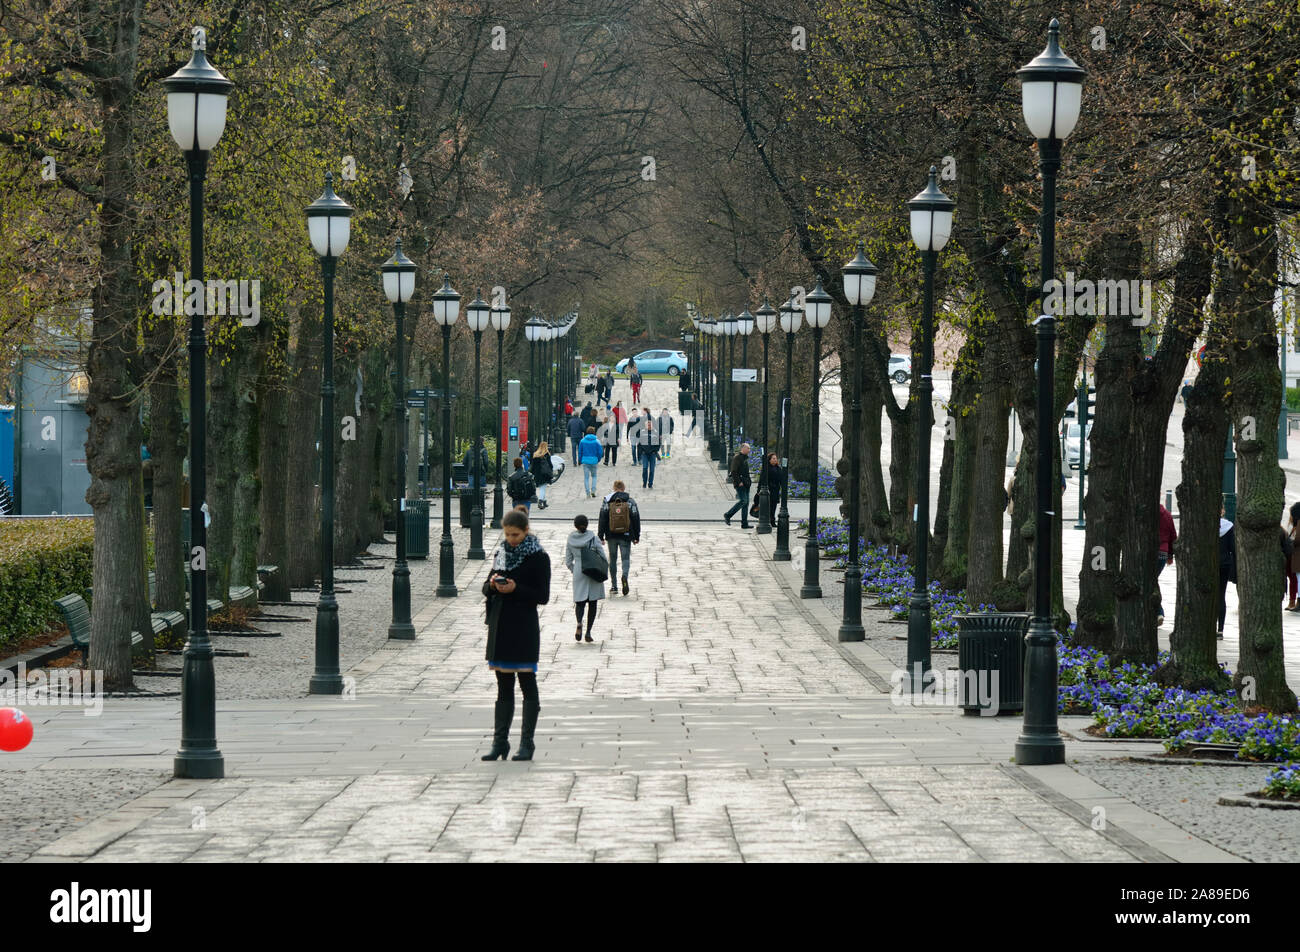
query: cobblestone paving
[
  {"left": 0, "top": 769, "right": 170, "bottom": 863},
  {"left": 1072, "top": 759, "right": 1300, "bottom": 864},
  {"left": 1, "top": 380, "right": 1248, "bottom": 862}
]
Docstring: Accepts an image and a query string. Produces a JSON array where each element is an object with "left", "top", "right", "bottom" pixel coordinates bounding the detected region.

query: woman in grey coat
[{"left": 564, "top": 514, "right": 605, "bottom": 642}]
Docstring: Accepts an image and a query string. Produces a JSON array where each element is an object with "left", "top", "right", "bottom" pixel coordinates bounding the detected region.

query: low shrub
[{"left": 0, "top": 518, "right": 95, "bottom": 650}]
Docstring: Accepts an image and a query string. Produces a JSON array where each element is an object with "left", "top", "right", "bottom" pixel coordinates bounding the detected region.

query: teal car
[{"left": 615, "top": 349, "right": 689, "bottom": 376}]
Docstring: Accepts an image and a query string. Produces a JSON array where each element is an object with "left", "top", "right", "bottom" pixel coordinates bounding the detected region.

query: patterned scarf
[{"left": 499, "top": 533, "right": 542, "bottom": 572}]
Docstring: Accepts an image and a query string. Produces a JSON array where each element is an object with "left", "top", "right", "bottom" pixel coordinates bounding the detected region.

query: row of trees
[
  {"left": 649, "top": 0, "right": 1299, "bottom": 712},
  {"left": 1, "top": 0, "right": 1297, "bottom": 713}
]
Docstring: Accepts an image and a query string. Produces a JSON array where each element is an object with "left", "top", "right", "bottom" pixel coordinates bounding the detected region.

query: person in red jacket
[{"left": 1156, "top": 503, "right": 1176, "bottom": 625}]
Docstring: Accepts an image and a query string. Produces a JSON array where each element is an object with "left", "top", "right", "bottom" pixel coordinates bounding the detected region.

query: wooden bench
[
  {"left": 229, "top": 585, "right": 257, "bottom": 608},
  {"left": 54, "top": 594, "right": 146, "bottom": 662},
  {"left": 256, "top": 564, "right": 280, "bottom": 595},
  {"left": 147, "top": 572, "right": 187, "bottom": 635}
]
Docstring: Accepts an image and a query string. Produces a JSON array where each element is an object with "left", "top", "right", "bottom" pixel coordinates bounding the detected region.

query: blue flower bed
[
  {"left": 798, "top": 515, "right": 1299, "bottom": 761},
  {"left": 746, "top": 454, "right": 837, "bottom": 499},
  {"left": 798, "top": 516, "right": 994, "bottom": 650},
  {"left": 1263, "top": 763, "right": 1300, "bottom": 799}
]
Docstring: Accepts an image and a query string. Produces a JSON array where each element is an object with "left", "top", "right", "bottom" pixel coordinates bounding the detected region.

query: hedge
[{"left": 0, "top": 518, "right": 94, "bottom": 650}]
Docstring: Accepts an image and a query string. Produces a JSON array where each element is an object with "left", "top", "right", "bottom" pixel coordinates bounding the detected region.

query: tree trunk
[
  {"left": 205, "top": 338, "right": 239, "bottom": 602},
  {"left": 257, "top": 337, "right": 291, "bottom": 600},
  {"left": 1159, "top": 338, "right": 1230, "bottom": 691},
  {"left": 1225, "top": 196, "right": 1296, "bottom": 713},
  {"left": 937, "top": 343, "right": 981, "bottom": 590},
  {"left": 285, "top": 314, "right": 322, "bottom": 588},
  {"left": 84, "top": 0, "right": 148, "bottom": 688},
  {"left": 146, "top": 317, "right": 185, "bottom": 614},
  {"left": 231, "top": 331, "right": 263, "bottom": 592},
  {"left": 966, "top": 384, "right": 1010, "bottom": 607}
]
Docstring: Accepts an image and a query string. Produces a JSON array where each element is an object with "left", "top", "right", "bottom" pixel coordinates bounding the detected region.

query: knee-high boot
[
  {"left": 481, "top": 692, "right": 514, "bottom": 761},
  {"left": 512, "top": 697, "right": 540, "bottom": 761}
]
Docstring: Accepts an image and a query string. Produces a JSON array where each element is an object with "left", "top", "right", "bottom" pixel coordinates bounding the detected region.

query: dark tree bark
[
  {"left": 84, "top": 0, "right": 149, "bottom": 687},
  {"left": 1113, "top": 229, "right": 1210, "bottom": 663},
  {"left": 966, "top": 379, "right": 1010, "bottom": 607},
  {"left": 936, "top": 335, "right": 982, "bottom": 589},
  {"left": 285, "top": 313, "right": 322, "bottom": 589},
  {"left": 1225, "top": 195, "right": 1296, "bottom": 713},
  {"left": 1159, "top": 323, "right": 1230, "bottom": 691},
  {"left": 257, "top": 330, "right": 291, "bottom": 601},
  {"left": 145, "top": 315, "right": 185, "bottom": 614}
]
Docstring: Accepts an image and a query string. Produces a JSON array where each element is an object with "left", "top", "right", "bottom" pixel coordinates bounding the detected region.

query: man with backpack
[
  {"left": 599, "top": 479, "right": 641, "bottom": 596},
  {"left": 506, "top": 457, "right": 537, "bottom": 511}
]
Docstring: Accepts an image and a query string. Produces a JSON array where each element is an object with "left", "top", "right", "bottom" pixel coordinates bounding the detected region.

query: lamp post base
[
  {"left": 838, "top": 565, "right": 863, "bottom": 641},
  {"left": 755, "top": 486, "right": 771, "bottom": 534},
  {"left": 491, "top": 487, "right": 503, "bottom": 529},
  {"left": 800, "top": 540, "right": 821, "bottom": 598},
  {"left": 174, "top": 750, "right": 224, "bottom": 779},
  {"left": 774, "top": 510, "right": 791, "bottom": 561},
  {"left": 310, "top": 595, "right": 343, "bottom": 694},
  {"left": 1015, "top": 618, "right": 1065, "bottom": 764},
  {"left": 436, "top": 536, "right": 458, "bottom": 597},
  {"left": 389, "top": 560, "right": 415, "bottom": 640},
  {"left": 906, "top": 596, "right": 932, "bottom": 694},
  {"left": 468, "top": 505, "right": 485, "bottom": 560}
]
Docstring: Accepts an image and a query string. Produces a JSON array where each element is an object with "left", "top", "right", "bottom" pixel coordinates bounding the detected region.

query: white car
[
  {"left": 888, "top": 354, "right": 911, "bottom": 383},
  {"left": 1065, "top": 422, "right": 1091, "bottom": 469}
]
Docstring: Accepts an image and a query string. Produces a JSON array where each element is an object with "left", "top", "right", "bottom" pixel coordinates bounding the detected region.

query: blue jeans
[
  {"left": 607, "top": 537, "right": 631, "bottom": 580},
  {"left": 725, "top": 486, "right": 751, "bottom": 525},
  {"left": 583, "top": 462, "right": 598, "bottom": 494},
  {"left": 641, "top": 455, "right": 656, "bottom": 488}
]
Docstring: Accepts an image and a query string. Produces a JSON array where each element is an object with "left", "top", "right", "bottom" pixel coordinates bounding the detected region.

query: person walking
[
  {"left": 629, "top": 363, "right": 643, "bottom": 404},
  {"left": 657, "top": 407, "right": 675, "bottom": 460},
  {"left": 587, "top": 363, "right": 599, "bottom": 395},
  {"left": 756, "top": 451, "right": 782, "bottom": 524},
  {"left": 564, "top": 514, "right": 605, "bottom": 643},
  {"left": 579, "top": 426, "right": 603, "bottom": 498},
  {"left": 1218, "top": 504, "right": 1236, "bottom": 638},
  {"left": 599, "top": 479, "right": 641, "bottom": 596},
  {"left": 580, "top": 400, "right": 597, "bottom": 431},
  {"left": 568, "top": 412, "right": 585, "bottom": 465},
  {"left": 613, "top": 400, "right": 628, "bottom": 445},
  {"left": 462, "top": 437, "right": 490, "bottom": 490},
  {"left": 531, "top": 442, "right": 553, "bottom": 510},
  {"left": 627, "top": 406, "right": 642, "bottom": 465},
  {"left": 640, "top": 421, "right": 660, "bottom": 490},
  {"left": 480, "top": 508, "right": 551, "bottom": 761},
  {"left": 506, "top": 457, "right": 537, "bottom": 511},
  {"left": 594, "top": 370, "right": 607, "bottom": 409},
  {"left": 723, "top": 442, "right": 753, "bottom": 528},
  {"left": 600, "top": 412, "right": 620, "bottom": 466},
  {"left": 1155, "top": 502, "right": 1176, "bottom": 626},
  {"left": 1287, "top": 502, "right": 1300, "bottom": 612},
  {"left": 602, "top": 369, "right": 616, "bottom": 409}
]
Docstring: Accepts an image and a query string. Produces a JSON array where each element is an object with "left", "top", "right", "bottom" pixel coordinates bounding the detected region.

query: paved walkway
[{"left": 2, "top": 379, "right": 1252, "bottom": 862}]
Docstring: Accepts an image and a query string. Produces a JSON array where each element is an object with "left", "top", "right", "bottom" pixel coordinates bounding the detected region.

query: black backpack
[{"left": 508, "top": 469, "right": 536, "bottom": 501}]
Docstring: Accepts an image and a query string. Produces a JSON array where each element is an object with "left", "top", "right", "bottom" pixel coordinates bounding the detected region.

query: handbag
[{"left": 581, "top": 538, "right": 609, "bottom": 582}]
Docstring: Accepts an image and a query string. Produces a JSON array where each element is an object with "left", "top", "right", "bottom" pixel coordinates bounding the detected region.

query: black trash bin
[
  {"left": 955, "top": 612, "right": 1030, "bottom": 715},
  {"left": 404, "top": 499, "right": 430, "bottom": 560}
]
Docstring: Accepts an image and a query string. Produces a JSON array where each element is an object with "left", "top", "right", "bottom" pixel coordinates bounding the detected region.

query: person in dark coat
[
  {"left": 481, "top": 508, "right": 551, "bottom": 761},
  {"left": 580, "top": 401, "right": 597, "bottom": 431},
  {"left": 754, "top": 452, "right": 781, "bottom": 524},
  {"left": 506, "top": 457, "right": 536, "bottom": 511},
  {"left": 568, "top": 413, "right": 585, "bottom": 464},
  {"left": 1218, "top": 505, "right": 1236, "bottom": 638},
  {"left": 723, "top": 443, "right": 753, "bottom": 528},
  {"left": 564, "top": 514, "right": 605, "bottom": 642},
  {"left": 531, "top": 442, "right": 554, "bottom": 510}
]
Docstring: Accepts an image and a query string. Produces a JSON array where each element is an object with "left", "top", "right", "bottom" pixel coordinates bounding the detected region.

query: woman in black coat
[
  {"left": 481, "top": 508, "right": 552, "bottom": 761},
  {"left": 1218, "top": 505, "right": 1236, "bottom": 638}
]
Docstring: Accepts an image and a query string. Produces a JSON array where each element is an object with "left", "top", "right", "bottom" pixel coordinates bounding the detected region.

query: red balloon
[{"left": 0, "top": 708, "right": 34, "bottom": 751}]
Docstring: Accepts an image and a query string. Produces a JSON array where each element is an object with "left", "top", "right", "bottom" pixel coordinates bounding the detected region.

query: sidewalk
[{"left": 1, "top": 378, "right": 1262, "bottom": 862}]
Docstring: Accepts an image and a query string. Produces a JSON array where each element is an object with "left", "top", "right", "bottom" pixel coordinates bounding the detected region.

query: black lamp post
[
  {"left": 1015, "top": 18, "right": 1084, "bottom": 766},
  {"left": 905, "top": 169, "right": 955, "bottom": 680},
  {"left": 305, "top": 173, "right": 354, "bottom": 693},
  {"left": 774, "top": 295, "right": 802, "bottom": 562},
  {"left": 490, "top": 297, "right": 511, "bottom": 528},
  {"left": 754, "top": 300, "right": 776, "bottom": 535},
  {"left": 801, "top": 280, "right": 833, "bottom": 598},
  {"left": 164, "top": 33, "right": 232, "bottom": 779},
  {"left": 839, "top": 246, "right": 880, "bottom": 642},
  {"left": 721, "top": 313, "right": 736, "bottom": 470},
  {"left": 382, "top": 241, "right": 417, "bottom": 640},
  {"left": 736, "top": 309, "right": 755, "bottom": 450},
  {"left": 525, "top": 317, "right": 545, "bottom": 451},
  {"left": 466, "top": 290, "right": 490, "bottom": 559},
  {"left": 432, "top": 274, "right": 462, "bottom": 597},
  {"left": 705, "top": 317, "right": 721, "bottom": 460}
]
